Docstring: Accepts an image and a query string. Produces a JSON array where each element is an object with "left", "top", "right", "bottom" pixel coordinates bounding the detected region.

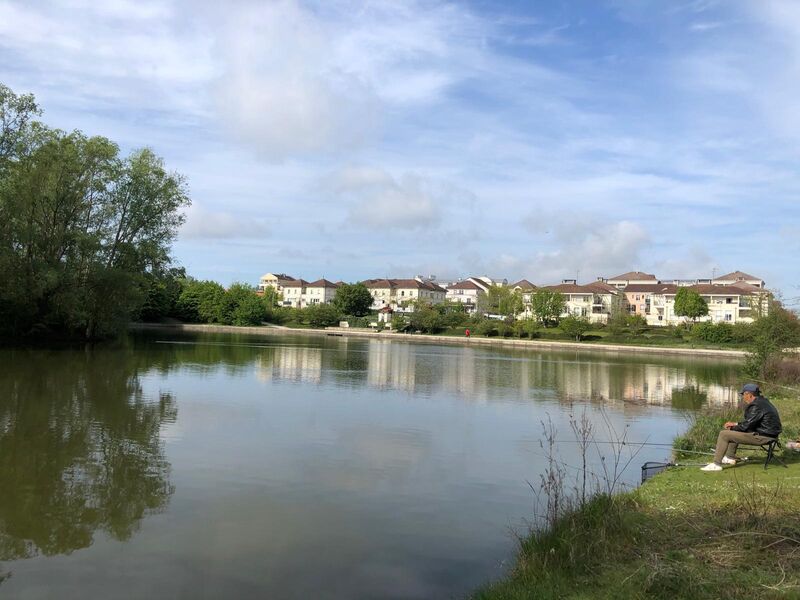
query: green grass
[{"left": 473, "top": 395, "right": 800, "bottom": 599}]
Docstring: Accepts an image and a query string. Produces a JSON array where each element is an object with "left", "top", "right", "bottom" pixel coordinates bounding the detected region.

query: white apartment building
[
  {"left": 305, "top": 279, "right": 339, "bottom": 305},
  {"left": 281, "top": 279, "right": 308, "bottom": 308},
  {"left": 444, "top": 277, "right": 491, "bottom": 313},
  {"left": 363, "top": 277, "right": 446, "bottom": 312},
  {"left": 647, "top": 284, "right": 763, "bottom": 326},
  {"left": 541, "top": 280, "right": 618, "bottom": 324}
]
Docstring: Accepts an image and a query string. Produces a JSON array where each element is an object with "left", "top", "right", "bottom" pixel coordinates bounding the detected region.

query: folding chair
[{"left": 758, "top": 439, "right": 788, "bottom": 470}]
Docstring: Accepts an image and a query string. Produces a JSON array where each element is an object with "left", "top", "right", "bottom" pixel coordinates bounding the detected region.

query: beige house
[
  {"left": 510, "top": 279, "right": 537, "bottom": 318},
  {"left": 258, "top": 273, "right": 297, "bottom": 294}
]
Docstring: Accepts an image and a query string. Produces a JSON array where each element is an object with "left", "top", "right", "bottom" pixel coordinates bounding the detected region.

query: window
[
  {"left": 725, "top": 313, "right": 732, "bottom": 322},
  {"left": 726, "top": 298, "right": 733, "bottom": 304}
]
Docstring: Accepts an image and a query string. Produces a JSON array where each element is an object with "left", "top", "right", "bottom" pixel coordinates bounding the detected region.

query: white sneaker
[
  {"left": 721, "top": 456, "right": 737, "bottom": 465},
  {"left": 701, "top": 463, "right": 723, "bottom": 472}
]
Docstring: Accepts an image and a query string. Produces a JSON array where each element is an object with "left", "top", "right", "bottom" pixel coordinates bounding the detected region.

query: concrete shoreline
[{"left": 130, "top": 322, "right": 747, "bottom": 359}]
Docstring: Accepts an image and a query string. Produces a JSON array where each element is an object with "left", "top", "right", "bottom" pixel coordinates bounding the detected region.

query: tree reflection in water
[{"left": 0, "top": 346, "right": 175, "bottom": 570}]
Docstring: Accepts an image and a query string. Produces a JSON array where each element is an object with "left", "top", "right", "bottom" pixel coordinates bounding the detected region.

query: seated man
[{"left": 701, "top": 383, "right": 782, "bottom": 472}]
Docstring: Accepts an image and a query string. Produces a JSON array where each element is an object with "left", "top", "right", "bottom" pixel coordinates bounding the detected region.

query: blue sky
[{"left": 1, "top": 0, "right": 799, "bottom": 301}]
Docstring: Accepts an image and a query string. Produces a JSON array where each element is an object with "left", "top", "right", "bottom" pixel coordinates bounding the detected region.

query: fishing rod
[
  {"left": 523, "top": 447, "right": 637, "bottom": 490},
  {"left": 748, "top": 378, "right": 800, "bottom": 393},
  {"left": 551, "top": 440, "right": 714, "bottom": 455}
]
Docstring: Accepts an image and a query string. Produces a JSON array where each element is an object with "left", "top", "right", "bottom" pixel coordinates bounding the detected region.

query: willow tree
[{"left": 0, "top": 84, "right": 190, "bottom": 339}]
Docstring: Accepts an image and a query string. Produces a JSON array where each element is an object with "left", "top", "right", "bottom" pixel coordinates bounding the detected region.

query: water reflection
[
  {"left": 160, "top": 334, "right": 738, "bottom": 408},
  {"left": 0, "top": 348, "right": 175, "bottom": 566}
]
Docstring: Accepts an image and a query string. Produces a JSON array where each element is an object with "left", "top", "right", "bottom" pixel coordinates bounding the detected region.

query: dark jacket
[{"left": 732, "top": 396, "right": 782, "bottom": 438}]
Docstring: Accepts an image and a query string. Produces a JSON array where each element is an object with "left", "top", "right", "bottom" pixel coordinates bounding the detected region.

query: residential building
[
  {"left": 541, "top": 280, "right": 599, "bottom": 323},
  {"left": 712, "top": 271, "right": 766, "bottom": 289},
  {"left": 510, "top": 279, "right": 537, "bottom": 318},
  {"left": 621, "top": 284, "right": 666, "bottom": 316},
  {"left": 305, "top": 278, "right": 339, "bottom": 305},
  {"left": 444, "top": 277, "right": 491, "bottom": 313},
  {"left": 647, "top": 284, "right": 764, "bottom": 325},
  {"left": 258, "top": 273, "right": 297, "bottom": 294},
  {"left": 281, "top": 279, "right": 308, "bottom": 308},
  {"left": 362, "top": 277, "right": 446, "bottom": 312},
  {"left": 606, "top": 271, "right": 658, "bottom": 289}
]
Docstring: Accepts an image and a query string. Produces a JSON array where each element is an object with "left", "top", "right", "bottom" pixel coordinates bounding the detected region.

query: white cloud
[
  {"left": 510, "top": 213, "right": 651, "bottom": 283},
  {"left": 180, "top": 205, "right": 270, "bottom": 240},
  {"left": 330, "top": 167, "right": 444, "bottom": 230}
]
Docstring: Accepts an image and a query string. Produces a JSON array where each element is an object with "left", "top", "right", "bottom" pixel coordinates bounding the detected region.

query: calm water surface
[{"left": 0, "top": 331, "right": 740, "bottom": 599}]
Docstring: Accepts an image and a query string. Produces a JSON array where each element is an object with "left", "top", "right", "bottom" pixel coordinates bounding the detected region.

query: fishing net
[{"left": 641, "top": 461, "right": 670, "bottom": 483}]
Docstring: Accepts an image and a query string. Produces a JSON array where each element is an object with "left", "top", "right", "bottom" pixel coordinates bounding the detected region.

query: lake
[{"left": 0, "top": 330, "right": 741, "bottom": 599}]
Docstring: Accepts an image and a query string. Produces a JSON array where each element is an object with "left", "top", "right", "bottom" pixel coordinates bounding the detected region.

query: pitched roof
[
  {"left": 607, "top": 271, "right": 658, "bottom": 281},
  {"left": 688, "top": 284, "right": 755, "bottom": 295},
  {"left": 584, "top": 281, "right": 618, "bottom": 293},
  {"left": 542, "top": 283, "right": 595, "bottom": 294},
  {"left": 306, "top": 278, "right": 338, "bottom": 288},
  {"left": 282, "top": 279, "right": 308, "bottom": 287},
  {"left": 447, "top": 280, "right": 484, "bottom": 291},
  {"left": 730, "top": 281, "right": 766, "bottom": 292},
  {"left": 713, "top": 271, "right": 762, "bottom": 282},
  {"left": 510, "top": 279, "right": 537, "bottom": 290},
  {"left": 361, "top": 278, "right": 446, "bottom": 292},
  {"left": 622, "top": 284, "right": 676, "bottom": 294},
  {"left": 261, "top": 273, "right": 295, "bottom": 281},
  {"left": 362, "top": 278, "right": 394, "bottom": 289}
]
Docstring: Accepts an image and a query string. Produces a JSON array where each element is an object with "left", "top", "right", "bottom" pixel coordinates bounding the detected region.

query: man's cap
[{"left": 739, "top": 383, "right": 760, "bottom": 395}]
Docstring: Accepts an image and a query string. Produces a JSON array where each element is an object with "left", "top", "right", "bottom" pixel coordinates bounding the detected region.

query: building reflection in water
[
  {"left": 255, "top": 338, "right": 738, "bottom": 409},
  {"left": 256, "top": 345, "right": 323, "bottom": 384}
]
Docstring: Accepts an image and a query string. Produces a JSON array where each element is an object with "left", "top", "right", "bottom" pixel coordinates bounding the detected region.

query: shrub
[
  {"left": 692, "top": 322, "right": 734, "bottom": 344},
  {"left": 303, "top": 303, "right": 342, "bottom": 327},
  {"left": 560, "top": 316, "right": 591, "bottom": 341},
  {"left": 497, "top": 322, "right": 514, "bottom": 337},
  {"left": 625, "top": 314, "right": 647, "bottom": 335},
  {"left": 476, "top": 319, "right": 498, "bottom": 336}
]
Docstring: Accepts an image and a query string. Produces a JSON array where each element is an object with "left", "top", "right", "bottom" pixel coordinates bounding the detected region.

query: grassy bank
[{"left": 474, "top": 395, "right": 800, "bottom": 600}]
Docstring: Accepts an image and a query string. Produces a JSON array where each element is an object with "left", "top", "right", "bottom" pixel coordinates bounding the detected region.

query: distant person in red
[{"left": 465, "top": 328, "right": 470, "bottom": 338}]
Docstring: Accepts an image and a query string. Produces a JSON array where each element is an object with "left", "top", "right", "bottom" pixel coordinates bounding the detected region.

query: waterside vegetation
[{"left": 474, "top": 392, "right": 800, "bottom": 600}]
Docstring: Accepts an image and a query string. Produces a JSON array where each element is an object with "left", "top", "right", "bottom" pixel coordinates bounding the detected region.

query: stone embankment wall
[{"left": 130, "top": 323, "right": 747, "bottom": 358}]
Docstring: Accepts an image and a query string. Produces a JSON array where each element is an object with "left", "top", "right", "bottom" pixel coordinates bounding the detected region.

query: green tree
[
  {"left": 223, "top": 283, "right": 266, "bottom": 326},
  {"left": 139, "top": 267, "right": 185, "bottom": 322},
  {"left": 744, "top": 300, "right": 800, "bottom": 377},
  {"left": 391, "top": 314, "right": 410, "bottom": 332},
  {"left": 175, "top": 279, "right": 225, "bottom": 323},
  {"left": 478, "top": 286, "right": 523, "bottom": 319},
  {"left": 0, "top": 84, "right": 190, "bottom": 339},
  {"left": 410, "top": 306, "right": 444, "bottom": 333},
  {"left": 625, "top": 314, "right": 648, "bottom": 335},
  {"left": 334, "top": 283, "right": 373, "bottom": 316},
  {"left": 530, "top": 290, "right": 565, "bottom": 327},
  {"left": 560, "top": 315, "right": 591, "bottom": 341},
  {"left": 673, "top": 288, "right": 708, "bottom": 324}
]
